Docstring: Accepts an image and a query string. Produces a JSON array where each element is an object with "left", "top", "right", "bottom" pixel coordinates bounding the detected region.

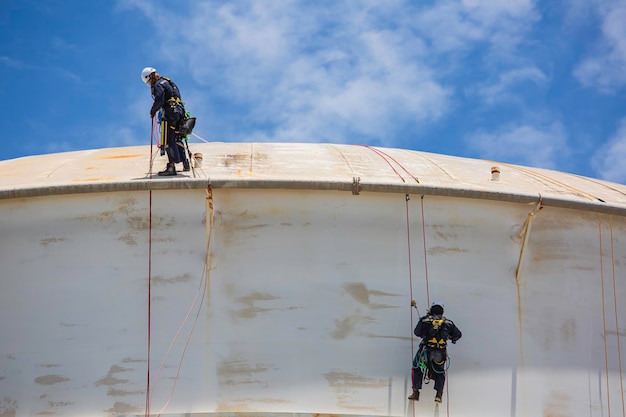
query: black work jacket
[
  {"left": 150, "top": 76, "right": 184, "bottom": 123},
  {"left": 414, "top": 314, "right": 462, "bottom": 350}
]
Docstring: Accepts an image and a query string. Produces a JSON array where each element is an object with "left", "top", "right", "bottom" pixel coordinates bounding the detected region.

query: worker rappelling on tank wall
[
  {"left": 141, "top": 67, "right": 197, "bottom": 177},
  {"left": 409, "top": 301, "right": 462, "bottom": 403}
]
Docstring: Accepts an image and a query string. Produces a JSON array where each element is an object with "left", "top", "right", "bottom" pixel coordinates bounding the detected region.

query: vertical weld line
[
  {"left": 599, "top": 214, "right": 611, "bottom": 416},
  {"left": 609, "top": 216, "right": 625, "bottom": 416},
  {"left": 249, "top": 143, "right": 254, "bottom": 172},
  {"left": 420, "top": 195, "right": 430, "bottom": 306}
]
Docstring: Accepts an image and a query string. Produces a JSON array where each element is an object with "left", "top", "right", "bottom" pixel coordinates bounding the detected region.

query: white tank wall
[{"left": 1, "top": 186, "right": 625, "bottom": 417}]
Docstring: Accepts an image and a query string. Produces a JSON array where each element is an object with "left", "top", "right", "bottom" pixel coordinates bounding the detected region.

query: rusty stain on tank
[
  {"left": 343, "top": 283, "right": 372, "bottom": 305},
  {"left": 215, "top": 400, "right": 261, "bottom": 413},
  {"left": 125, "top": 215, "right": 146, "bottom": 231},
  {"left": 324, "top": 370, "right": 386, "bottom": 412},
  {"left": 222, "top": 154, "right": 250, "bottom": 168},
  {"left": 217, "top": 359, "right": 274, "bottom": 386},
  {"left": 0, "top": 397, "right": 16, "bottom": 417},
  {"left": 105, "top": 402, "right": 141, "bottom": 414},
  {"left": 117, "top": 233, "right": 137, "bottom": 246},
  {"left": 238, "top": 291, "right": 279, "bottom": 305},
  {"left": 234, "top": 291, "right": 281, "bottom": 318},
  {"left": 40, "top": 237, "right": 67, "bottom": 247},
  {"left": 95, "top": 365, "right": 130, "bottom": 387},
  {"left": 34, "top": 375, "right": 69, "bottom": 385},
  {"left": 121, "top": 357, "right": 144, "bottom": 364},
  {"left": 342, "top": 283, "right": 400, "bottom": 309},
  {"left": 331, "top": 313, "right": 373, "bottom": 340},
  {"left": 46, "top": 401, "right": 73, "bottom": 408},
  {"left": 429, "top": 246, "right": 469, "bottom": 255},
  {"left": 37, "top": 363, "right": 60, "bottom": 368},
  {"left": 215, "top": 397, "right": 290, "bottom": 412},
  {"left": 72, "top": 177, "right": 116, "bottom": 182},
  {"left": 151, "top": 273, "right": 192, "bottom": 286},
  {"left": 106, "top": 387, "right": 142, "bottom": 397},
  {"left": 542, "top": 390, "right": 572, "bottom": 417},
  {"left": 95, "top": 154, "right": 143, "bottom": 160}
]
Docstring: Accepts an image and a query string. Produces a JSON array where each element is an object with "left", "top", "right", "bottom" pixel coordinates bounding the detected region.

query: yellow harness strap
[{"left": 160, "top": 120, "right": 168, "bottom": 148}]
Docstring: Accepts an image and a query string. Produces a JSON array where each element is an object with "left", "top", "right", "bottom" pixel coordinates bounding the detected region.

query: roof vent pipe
[{"left": 491, "top": 166, "right": 500, "bottom": 181}]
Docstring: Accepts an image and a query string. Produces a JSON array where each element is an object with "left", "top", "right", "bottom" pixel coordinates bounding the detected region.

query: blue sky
[{"left": 1, "top": 0, "right": 625, "bottom": 183}]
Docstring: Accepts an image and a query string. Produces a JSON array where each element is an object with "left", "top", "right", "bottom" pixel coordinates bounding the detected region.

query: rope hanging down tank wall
[{"left": 515, "top": 195, "right": 543, "bottom": 283}]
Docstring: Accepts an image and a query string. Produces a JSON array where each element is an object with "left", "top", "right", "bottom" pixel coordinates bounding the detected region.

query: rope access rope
[
  {"left": 405, "top": 194, "right": 418, "bottom": 417},
  {"left": 357, "top": 144, "right": 420, "bottom": 183},
  {"left": 406, "top": 194, "right": 415, "bottom": 347},
  {"left": 191, "top": 132, "right": 211, "bottom": 143},
  {"left": 496, "top": 162, "right": 604, "bottom": 203},
  {"left": 154, "top": 184, "right": 214, "bottom": 416},
  {"left": 420, "top": 196, "right": 430, "bottom": 307},
  {"left": 145, "top": 192, "right": 153, "bottom": 417},
  {"left": 149, "top": 259, "right": 207, "bottom": 405},
  {"left": 372, "top": 147, "right": 421, "bottom": 183},
  {"left": 144, "top": 119, "right": 156, "bottom": 417},
  {"left": 599, "top": 215, "right": 612, "bottom": 416}
]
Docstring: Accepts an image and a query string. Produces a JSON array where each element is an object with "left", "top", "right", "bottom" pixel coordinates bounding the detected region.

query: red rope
[
  {"left": 357, "top": 144, "right": 420, "bottom": 183},
  {"left": 357, "top": 145, "right": 406, "bottom": 182},
  {"left": 144, "top": 119, "right": 155, "bottom": 417},
  {"left": 154, "top": 185, "right": 214, "bottom": 416},
  {"left": 405, "top": 194, "right": 417, "bottom": 417},
  {"left": 145, "top": 189, "right": 153, "bottom": 417},
  {"left": 156, "top": 266, "right": 208, "bottom": 416}
]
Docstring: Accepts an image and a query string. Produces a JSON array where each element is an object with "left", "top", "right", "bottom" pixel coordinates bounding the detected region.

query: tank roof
[{"left": 1, "top": 142, "right": 625, "bottom": 215}]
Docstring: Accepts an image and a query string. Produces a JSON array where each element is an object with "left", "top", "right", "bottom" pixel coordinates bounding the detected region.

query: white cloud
[
  {"left": 591, "top": 118, "right": 626, "bottom": 184},
  {"left": 411, "top": 0, "right": 538, "bottom": 55},
  {"left": 573, "top": 3, "right": 626, "bottom": 93},
  {"left": 120, "top": 0, "right": 541, "bottom": 146},
  {"left": 466, "top": 122, "right": 569, "bottom": 169},
  {"left": 471, "top": 66, "right": 548, "bottom": 104},
  {"left": 0, "top": 55, "right": 33, "bottom": 69}
]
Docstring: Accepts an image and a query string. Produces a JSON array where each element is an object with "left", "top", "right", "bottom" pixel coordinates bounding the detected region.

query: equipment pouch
[{"left": 178, "top": 116, "right": 196, "bottom": 136}]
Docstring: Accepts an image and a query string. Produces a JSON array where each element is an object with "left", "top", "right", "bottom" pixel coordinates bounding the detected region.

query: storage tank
[{"left": 1, "top": 142, "right": 625, "bottom": 417}]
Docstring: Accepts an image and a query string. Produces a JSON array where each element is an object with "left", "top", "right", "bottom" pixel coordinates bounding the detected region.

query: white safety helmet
[
  {"left": 141, "top": 67, "right": 156, "bottom": 85},
  {"left": 430, "top": 301, "right": 445, "bottom": 314}
]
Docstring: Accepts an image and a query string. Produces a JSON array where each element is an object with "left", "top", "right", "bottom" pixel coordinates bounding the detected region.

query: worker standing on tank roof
[
  {"left": 409, "top": 301, "right": 462, "bottom": 403},
  {"left": 141, "top": 67, "right": 190, "bottom": 176}
]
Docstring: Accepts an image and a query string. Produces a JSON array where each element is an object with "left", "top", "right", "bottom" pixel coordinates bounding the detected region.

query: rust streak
[
  {"left": 34, "top": 375, "right": 69, "bottom": 385},
  {"left": 72, "top": 177, "right": 117, "bottom": 182},
  {"left": 95, "top": 154, "right": 143, "bottom": 160}
]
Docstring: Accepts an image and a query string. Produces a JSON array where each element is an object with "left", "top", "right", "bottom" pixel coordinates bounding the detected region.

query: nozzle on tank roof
[{"left": 491, "top": 166, "right": 500, "bottom": 181}]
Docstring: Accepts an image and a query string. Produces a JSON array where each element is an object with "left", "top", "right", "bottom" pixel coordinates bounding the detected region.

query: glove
[
  {"left": 451, "top": 339, "right": 457, "bottom": 344},
  {"left": 150, "top": 111, "right": 155, "bottom": 119}
]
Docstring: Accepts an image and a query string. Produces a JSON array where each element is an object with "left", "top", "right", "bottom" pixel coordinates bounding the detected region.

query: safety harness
[{"left": 425, "top": 317, "right": 449, "bottom": 350}]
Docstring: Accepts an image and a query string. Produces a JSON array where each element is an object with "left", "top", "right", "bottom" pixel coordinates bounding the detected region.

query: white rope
[{"left": 191, "top": 132, "right": 211, "bottom": 143}]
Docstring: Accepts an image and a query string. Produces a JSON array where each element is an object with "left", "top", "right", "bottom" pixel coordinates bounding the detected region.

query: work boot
[
  {"left": 182, "top": 159, "right": 190, "bottom": 172},
  {"left": 408, "top": 389, "right": 420, "bottom": 401},
  {"left": 434, "top": 390, "right": 443, "bottom": 403},
  {"left": 158, "top": 163, "right": 177, "bottom": 176}
]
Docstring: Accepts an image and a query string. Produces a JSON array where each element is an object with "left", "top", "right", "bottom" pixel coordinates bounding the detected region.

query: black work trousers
[
  {"left": 160, "top": 119, "right": 188, "bottom": 165},
  {"left": 412, "top": 348, "right": 446, "bottom": 392}
]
